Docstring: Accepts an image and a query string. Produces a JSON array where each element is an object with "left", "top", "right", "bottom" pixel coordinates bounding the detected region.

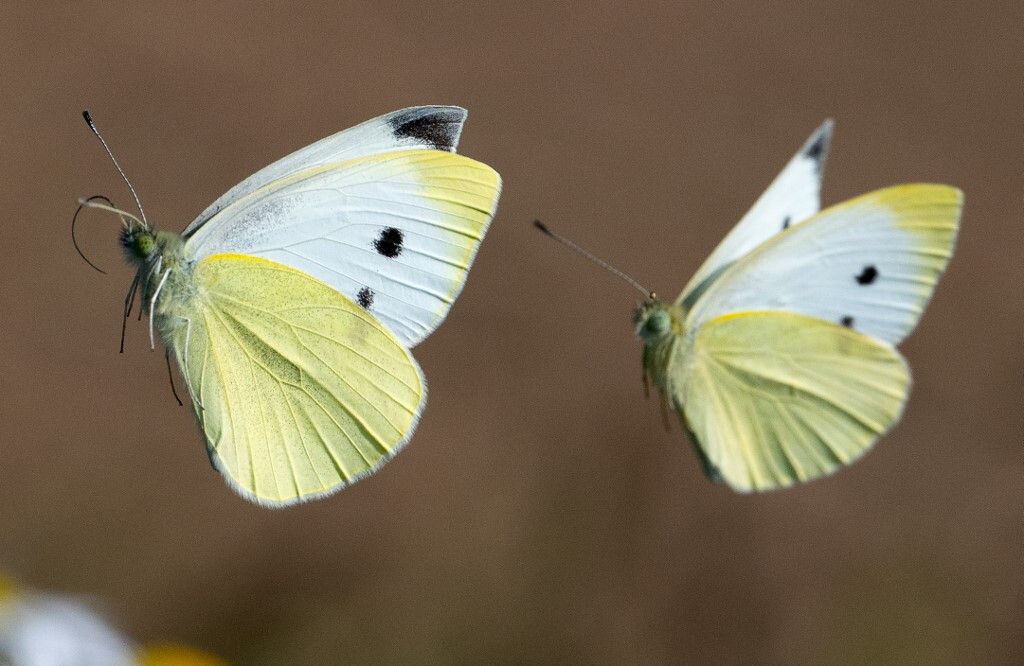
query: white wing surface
[
  {"left": 679, "top": 120, "right": 833, "bottom": 306},
  {"left": 184, "top": 150, "right": 501, "bottom": 347},
  {"left": 685, "top": 184, "right": 962, "bottom": 345},
  {"left": 183, "top": 106, "right": 469, "bottom": 236}
]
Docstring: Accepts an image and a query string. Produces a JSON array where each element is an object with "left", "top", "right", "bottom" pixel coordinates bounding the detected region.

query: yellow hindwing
[
  {"left": 678, "top": 310, "right": 910, "bottom": 491},
  {"left": 169, "top": 253, "right": 426, "bottom": 506}
]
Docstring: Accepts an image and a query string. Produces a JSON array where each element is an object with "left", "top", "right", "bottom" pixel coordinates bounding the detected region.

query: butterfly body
[
  {"left": 635, "top": 300, "right": 687, "bottom": 392},
  {"left": 626, "top": 122, "right": 961, "bottom": 492},
  {"left": 117, "top": 227, "right": 195, "bottom": 351},
  {"left": 95, "top": 107, "right": 501, "bottom": 506}
]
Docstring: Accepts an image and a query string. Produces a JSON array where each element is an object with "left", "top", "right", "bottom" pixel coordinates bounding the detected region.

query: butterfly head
[
  {"left": 120, "top": 225, "right": 158, "bottom": 263},
  {"left": 633, "top": 297, "right": 678, "bottom": 343}
]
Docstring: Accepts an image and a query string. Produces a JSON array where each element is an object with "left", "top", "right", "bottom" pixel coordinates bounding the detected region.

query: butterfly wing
[
  {"left": 676, "top": 311, "right": 910, "bottom": 491},
  {"left": 679, "top": 120, "right": 833, "bottom": 307},
  {"left": 183, "top": 106, "right": 470, "bottom": 235},
  {"left": 183, "top": 150, "right": 501, "bottom": 347},
  {"left": 685, "top": 184, "right": 962, "bottom": 345},
  {"left": 167, "top": 253, "right": 426, "bottom": 506}
]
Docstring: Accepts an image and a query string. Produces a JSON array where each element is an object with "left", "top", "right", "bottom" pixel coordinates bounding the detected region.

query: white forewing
[
  {"left": 685, "top": 184, "right": 962, "bottom": 345},
  {"left": 679, "top": 120, "right": 833, "bottom": 306},
  {"left": 184, "top": 150, "right": 501, "bottom": 347},
  {"left": 183, "top": 106, "right": 469, "bottom": 236}
]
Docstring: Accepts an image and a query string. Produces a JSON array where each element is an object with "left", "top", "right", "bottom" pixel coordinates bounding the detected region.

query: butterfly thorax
[
  {"left": 634, "top": 300, "right": 688, "bottom": 395},
  {"left": 122, "top": 227, "right": 196, "bottom": 339}
]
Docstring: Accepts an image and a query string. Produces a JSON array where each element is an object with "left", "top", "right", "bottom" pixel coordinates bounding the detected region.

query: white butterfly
[
  {"left": 541, "top": 120, "right": 962, "bottom": 491},
  {"left": 84, "top": 107, "right": 502, "bottom": 506}
]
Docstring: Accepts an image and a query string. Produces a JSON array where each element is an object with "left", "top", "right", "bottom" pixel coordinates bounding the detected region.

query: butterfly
[
  {"left": 81, "top": 107, "right": 501, "bottom": 506},
  {"left": 538, "top": 120, "right": 961, "bottom": 491}
]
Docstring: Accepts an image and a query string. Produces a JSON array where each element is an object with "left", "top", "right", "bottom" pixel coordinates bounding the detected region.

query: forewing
[
  {"left": 184, "top": 149, "right": 501, "bottom": 347},
  {"left": 678, "top": 311, "right": 909, "bottom": 492},
  {"left": 183, "top": 106, "right": 469, "bottom": 235},
  {"left": 679, "top": 120, "right": 833, "bottom": 306},
  {"left": 170, "top": 253, "right": 426, "bottom": 506},
  {"left": 686, "top": 184, "right": 962, "bottom": 345}
]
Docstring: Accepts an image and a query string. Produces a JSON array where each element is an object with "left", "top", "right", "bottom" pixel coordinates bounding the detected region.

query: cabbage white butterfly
[
  {"left": 537, "top": 120, "right": 961, "bottom": 491},
  {"left": 79, "top": 107, "right": 501, "bottom": 506}
]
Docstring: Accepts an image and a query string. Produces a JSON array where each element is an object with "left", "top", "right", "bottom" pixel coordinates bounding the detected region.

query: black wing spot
[
  {"left": 855, "top": 265, "right": 879, "bottom": 285},
  {"left": 782, "top": 216, "right": 791, "bottom": 230},
  {"left": 357, "top": 287, "right": 374, "bottom": 309},
  {"left": 840, "top": 316, "right": 854, "bottom": 328},
  {"left": 373, "top": 227, "right": 404, "bottom": 258},
  {"left": 389, "top": 108, "right": 463, "bottom": 150},
  {"left": 805, "top": 132, "right": 827, "bottom": 162}
]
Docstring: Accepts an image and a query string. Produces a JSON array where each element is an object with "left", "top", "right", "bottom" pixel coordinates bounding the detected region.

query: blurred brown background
[{"left": 1, "top": 2, "right": 1021, "bottom": 663}]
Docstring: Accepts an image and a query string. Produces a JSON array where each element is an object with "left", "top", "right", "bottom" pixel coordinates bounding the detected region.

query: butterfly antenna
[
  {"left": 82, "top": 110, "right": 149, "bottom": 229},
  {"left": 533, "top": 220, "right": 654, "bottom": 298},
  {"left": 165, "top": 348, "right": 184, "bottom": 407},
  {"left": 71, "top": 194, "right": 115, "bottom": 274}
]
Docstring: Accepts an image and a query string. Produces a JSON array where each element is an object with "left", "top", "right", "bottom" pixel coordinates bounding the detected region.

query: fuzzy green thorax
[{"left": 119, "top": 225, "right": 193, "bottom": 336}]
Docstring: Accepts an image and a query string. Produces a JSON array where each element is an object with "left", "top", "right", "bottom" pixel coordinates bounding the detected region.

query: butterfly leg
[
  {"left": 179, "top": 315, "right": 205, "bottom": 411},
  {"left": 138, "top": 255, "right": 162, "bottom": 322},
  {"left": 658, "top": 390, "right": 672, "bottom": 432},
  {"left": 642, "top": 369, "right": 650, "bottom": 398},
  {"left": 164, "top": 348, "right": 184, "bottom": 406},
  {"left": 149, "top": 268, "right": 172, "bottom": 350},
  {"left": 120, "top": 270, "right": 141, "bottom": 353},
  {"left": 162, "top": 313, "right": 205, "bottom": 411},
  {"left": 142, "top": 255, "right": 162, "bottom": 293}
]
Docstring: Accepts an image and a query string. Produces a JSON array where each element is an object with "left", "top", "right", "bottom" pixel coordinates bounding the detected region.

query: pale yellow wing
[
  {"left": 168, "top": 253, "right": 426, "bottom": 506},
  {"left": 677, "top": 311, "right": 910, "bottom": 491}
]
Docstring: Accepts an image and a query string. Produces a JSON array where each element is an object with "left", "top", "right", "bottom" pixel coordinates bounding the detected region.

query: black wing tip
[
  {"left": 388, "top": 106, "right": 467, "bottom": 151},
  {"left": 802, "top": 118, "right": 835, "bottom": 168}
]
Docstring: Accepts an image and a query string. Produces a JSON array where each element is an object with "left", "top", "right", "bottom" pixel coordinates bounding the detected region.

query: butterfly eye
[
  {"left": 644, "top": 310, "right": 671, "bottom": 335},
  {"left": 128, "top": 233, "right": 155, "bottom": 259}
]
